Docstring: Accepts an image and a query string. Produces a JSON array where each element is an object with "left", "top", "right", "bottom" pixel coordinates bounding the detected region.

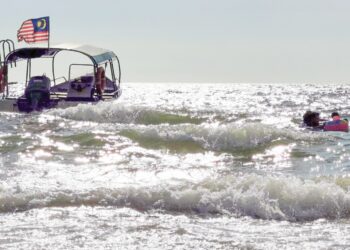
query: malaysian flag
[{"left": 17, "top": 17, "right": 50, "bottom": 43}]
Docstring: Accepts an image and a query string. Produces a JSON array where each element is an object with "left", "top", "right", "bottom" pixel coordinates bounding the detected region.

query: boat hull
[{"left": 0, "top": 96, "right": 120, "bottom": 113}]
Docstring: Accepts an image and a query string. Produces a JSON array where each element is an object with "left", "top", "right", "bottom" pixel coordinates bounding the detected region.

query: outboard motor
[{"left": 24, "top": 75, "right": 51, "bottom": 111}]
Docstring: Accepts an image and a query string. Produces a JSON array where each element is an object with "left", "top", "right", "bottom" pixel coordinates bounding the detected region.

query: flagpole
[{"left": 48, "top": 17, "right": 50, "bottom": 50}]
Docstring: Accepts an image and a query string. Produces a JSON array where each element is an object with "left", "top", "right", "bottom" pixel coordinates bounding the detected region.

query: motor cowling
[{"left": 25, "top": 75, "right": 51, "bottom": 110}]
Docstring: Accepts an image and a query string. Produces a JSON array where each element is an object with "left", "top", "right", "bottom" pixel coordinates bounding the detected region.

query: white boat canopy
[
  {"left": 53, "top": 44, "right": 117, "bottom": 65},
  {"left": 6, "top": 44, "right": 118, "bottom": 66}
]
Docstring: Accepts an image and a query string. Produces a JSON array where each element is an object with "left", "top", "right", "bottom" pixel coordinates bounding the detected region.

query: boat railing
[
  {"left": 52, "top": 76, "right": 67, "bottom": 86},
  {"left": 0, "top": 39, "right": 15, "bottom": 67}
]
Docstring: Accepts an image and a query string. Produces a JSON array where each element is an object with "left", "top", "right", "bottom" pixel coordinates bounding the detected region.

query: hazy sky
[{"left": 2, "top": 0, "right": 350, "bottom": 83}]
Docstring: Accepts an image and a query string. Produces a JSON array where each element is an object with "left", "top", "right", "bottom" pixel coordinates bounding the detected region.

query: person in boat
[
  {"left": 331, "top": 112, "right": 341, "bottom": 120},
  {"left": 302, "top": 111, "right": 325, "bottom": 129},
  {"left": 0, "top": 65, "right": 7, "bottom": 93},
  {"left": 323, "top": 111, "right": 349, "bottom": 132}
]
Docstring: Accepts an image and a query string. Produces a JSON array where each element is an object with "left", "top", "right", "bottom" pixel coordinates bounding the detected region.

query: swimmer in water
[{"left": 302, "top": 111, "right": 325, "bottom": 129}]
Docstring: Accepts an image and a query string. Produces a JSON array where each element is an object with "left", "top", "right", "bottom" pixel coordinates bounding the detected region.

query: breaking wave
[
  {"left": 120, "top": 123, "right": 330, "bottom": 153},
  {"left": 1, "top": 174, "right": 350, "bottom": 221},
  {"left": 47, "top": 102, "right": 203, "bottom": 125}
]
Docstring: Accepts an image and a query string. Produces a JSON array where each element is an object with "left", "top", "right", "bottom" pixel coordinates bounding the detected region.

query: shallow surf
[{"left": 1, "top": 82, "right": 350, "bottom": 249}]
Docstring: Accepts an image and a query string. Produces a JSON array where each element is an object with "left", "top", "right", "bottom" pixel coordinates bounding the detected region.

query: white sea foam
[{"left": 0, "top": 174, "right": 349, "bottom": 221}]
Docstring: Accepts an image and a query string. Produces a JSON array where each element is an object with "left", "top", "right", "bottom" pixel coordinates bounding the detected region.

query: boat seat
[{"left": 67, "top": 75, "right": 94, "bottom": 100}]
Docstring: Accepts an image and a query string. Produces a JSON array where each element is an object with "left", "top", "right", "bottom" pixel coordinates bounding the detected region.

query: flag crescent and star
[{"left": 37, "top": 18, "right": 47, "bottom": 30}]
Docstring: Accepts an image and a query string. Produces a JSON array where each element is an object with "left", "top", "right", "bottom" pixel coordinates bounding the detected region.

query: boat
[{"left": 0, "top": 42, "right": 121, "bottom": 112}]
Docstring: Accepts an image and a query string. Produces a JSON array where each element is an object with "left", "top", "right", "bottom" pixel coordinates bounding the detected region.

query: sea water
[{"left": 1, "top": 83, "right": 350, "bottom": 249}]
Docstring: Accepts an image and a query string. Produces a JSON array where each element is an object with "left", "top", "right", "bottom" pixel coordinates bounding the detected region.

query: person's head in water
[
  {"left": 303, "top": 111, "right": 321, "bottom": 127},
  {"left": 331, "top": 112, "right": 340, "bottom": 120}
]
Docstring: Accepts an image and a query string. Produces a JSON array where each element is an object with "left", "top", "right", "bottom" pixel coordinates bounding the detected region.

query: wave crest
[
  {"left": 121, "top": 123, "right": 329, "bottom": 153},
  {"left": 47, "top": 103, "right": 202, "bottom": 125},
  {"left": 1, "top": 175, "right": 349, "bottom": 221}
]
